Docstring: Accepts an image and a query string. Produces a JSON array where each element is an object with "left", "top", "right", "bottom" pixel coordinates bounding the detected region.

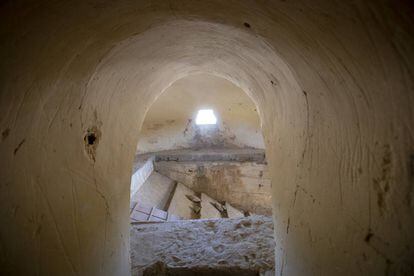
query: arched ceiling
[{"left": 137, "top": 73, "right": 265, "bottom": 152}]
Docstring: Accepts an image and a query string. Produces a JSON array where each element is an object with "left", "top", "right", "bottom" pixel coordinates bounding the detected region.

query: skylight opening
[{"left": 195, "top": 109, "right": 217, "bottom": 125}]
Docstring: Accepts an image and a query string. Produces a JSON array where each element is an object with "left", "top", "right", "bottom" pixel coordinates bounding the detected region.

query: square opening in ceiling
[{"left": 195, "top": 109, "right": 217, "bottom": 125}]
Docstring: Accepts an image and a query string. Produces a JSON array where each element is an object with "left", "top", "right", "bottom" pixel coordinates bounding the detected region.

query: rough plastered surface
[
  {"left": 0, "top": 1, "right": 413, "bottom": 275},
  {"left": 130, "top": 216, "right": 275, "bottom": 275},
  {"left": 137, "top": 74, "right": 265, "bottom": 153},
  {"left": 155, "top": 160, "right": 272, "bottom": 215}
]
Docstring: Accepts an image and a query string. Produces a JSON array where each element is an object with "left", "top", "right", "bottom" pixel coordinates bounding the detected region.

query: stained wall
[{"left": 155, "top": 160, "right": 272, "bottom": 215}]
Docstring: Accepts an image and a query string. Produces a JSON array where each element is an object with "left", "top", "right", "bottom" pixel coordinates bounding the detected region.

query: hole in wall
[
  {"left": 243, "top": 22, "right": 251, "bottom": 28},
  {"left": 84, "top": 127, "right": 101, "bottom": 162},
  {"left": 86, "top": 133, "right": 97, "bottom": 145}
]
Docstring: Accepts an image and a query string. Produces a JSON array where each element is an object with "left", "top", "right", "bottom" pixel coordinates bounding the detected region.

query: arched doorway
[{"left": 129, "top": 73, "right": 273, "bottom": 274}]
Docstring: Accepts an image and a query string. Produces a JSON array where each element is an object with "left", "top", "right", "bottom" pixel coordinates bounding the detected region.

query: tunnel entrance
[{"left": 129, "top": 74, "right": 275, "bottom": 275}]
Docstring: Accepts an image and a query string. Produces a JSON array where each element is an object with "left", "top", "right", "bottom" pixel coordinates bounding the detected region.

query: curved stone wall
[{"left": 0, "top": 1, "right": 413, "bottom": 275}]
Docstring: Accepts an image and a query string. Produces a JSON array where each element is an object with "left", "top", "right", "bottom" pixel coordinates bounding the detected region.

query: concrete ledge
[{"left": 137, "top": 148, "right": 266, "bottom": 163}]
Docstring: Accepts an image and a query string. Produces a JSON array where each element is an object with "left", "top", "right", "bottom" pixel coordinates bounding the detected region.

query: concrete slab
[
  {"left": 226, "top": 202, "right": 245, "bottom": 218},
  {"left": 132, "top": 172, "right": 176, "bottom": 210},
  {"left": 200, "top": 193, "right": 222, "bottom": 219},
  {"left": 167, "top": 183, "right": 197, "bottom": 219}
]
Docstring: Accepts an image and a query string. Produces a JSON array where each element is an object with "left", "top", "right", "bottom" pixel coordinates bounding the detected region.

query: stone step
[
  {"left": 200, "top": 193, "right": 223, "bottom": 219},
  {"left": 167, "top": 183, "right": 199, "bottom": 219},
  {"left": 131, "top": 170, "right": 245, "bottom": 222},
  {"left": 226, "top": 202, "right": 245, "bottom": 218}
]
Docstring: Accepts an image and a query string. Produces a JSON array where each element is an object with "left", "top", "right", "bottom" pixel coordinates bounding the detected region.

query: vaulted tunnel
[{"left": 0, "top": 1, "right": 413, "bottom": 275}]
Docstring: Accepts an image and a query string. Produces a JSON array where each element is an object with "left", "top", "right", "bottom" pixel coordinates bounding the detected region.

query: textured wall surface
[
  {"left": 155, "top": 160, "right": 272, "bottom": 215},
  {"left": 130, "top": 216, "right": 275, "bottom": 275},
  {"left": 137, "top": 74, "right": 265, "bottom": 153},
  {"left": 0, "top": 1, "right": 413, "bottom": 275}
]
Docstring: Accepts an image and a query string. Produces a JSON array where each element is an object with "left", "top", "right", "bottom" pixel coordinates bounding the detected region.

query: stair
[
  {"left": 167, "top": 183, "right": 198, "bottom": 219},
  {"left": 200, "top": 193, "right": 222, "bottom": 219},
  {"left": 131, "top": 171, "right": 246, "bottom": 222},
  {"left": 226, "top": 202, "right": 245, "bottom": 218}
]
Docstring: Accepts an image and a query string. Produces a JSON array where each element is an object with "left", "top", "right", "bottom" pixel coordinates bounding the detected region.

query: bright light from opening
[{"left": 195, "top": 109, "right": 217, "bottom": 125}]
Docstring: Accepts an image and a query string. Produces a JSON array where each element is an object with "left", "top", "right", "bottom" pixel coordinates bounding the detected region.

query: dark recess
[{"left": 85, "top": 133, "right": 96, "bottom": 145}]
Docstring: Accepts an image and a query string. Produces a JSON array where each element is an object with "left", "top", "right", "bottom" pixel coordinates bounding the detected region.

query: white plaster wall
[
  {"left": 0, "top": 1, "right": 413, "bottom": 275},
  {"left": 137, "top": 74, "right": 265, "bottom": 153},
  {"left": 130, "top": 157, "right": 154, "bottom": 199}
]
